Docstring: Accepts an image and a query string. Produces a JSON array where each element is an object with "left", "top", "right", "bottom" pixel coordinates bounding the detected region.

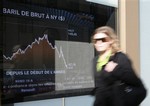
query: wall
[
  {"left": 119, "top": 0, "right": 140, "bottom": 75},
  {"left": 86, "top": 0, "right": 118, "bottom": 7},
  {"left": 12, "top": 96, "right": 94, "bottom": 106},
  {"left": 119, "top": 0, "right": 150, "bottom": 105},
  {"left": 140, "top": 0, "right": 150, "bottom": 105}
]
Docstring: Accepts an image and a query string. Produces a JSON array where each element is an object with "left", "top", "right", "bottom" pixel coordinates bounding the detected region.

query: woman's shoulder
[
  {"left": 114, "top": 51, "right": 131, "bottom": 64},
  {"left": 115, "top": 51, "right": 128, "bottom": 58}
]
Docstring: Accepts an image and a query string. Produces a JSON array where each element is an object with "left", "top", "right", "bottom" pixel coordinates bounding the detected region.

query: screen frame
[{"left": 1, "top": 0, "right": 116, "bottom": 104}]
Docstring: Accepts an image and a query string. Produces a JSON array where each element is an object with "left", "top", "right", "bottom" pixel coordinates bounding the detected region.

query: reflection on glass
[{"left": 1, "top": 0, "right": 116, "bottom": 104}]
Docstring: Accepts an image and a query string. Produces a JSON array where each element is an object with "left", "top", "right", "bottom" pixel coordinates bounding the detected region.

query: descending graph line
[{"left": 3, "top": 34, "right": 73, "bottom": 69}]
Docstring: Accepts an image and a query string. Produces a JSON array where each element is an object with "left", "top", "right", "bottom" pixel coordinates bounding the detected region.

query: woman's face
[{"left": 93, "top": 33, "right": 112, "bottom": 52}]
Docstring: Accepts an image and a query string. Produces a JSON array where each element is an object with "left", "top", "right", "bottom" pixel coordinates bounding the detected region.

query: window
[{"left": 1, "top": 0, "right": 116, "bottom": 104}]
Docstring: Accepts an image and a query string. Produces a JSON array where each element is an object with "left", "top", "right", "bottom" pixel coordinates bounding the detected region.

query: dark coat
[{"left": 93, "top": 52, "right": 146, "bottom": 106}]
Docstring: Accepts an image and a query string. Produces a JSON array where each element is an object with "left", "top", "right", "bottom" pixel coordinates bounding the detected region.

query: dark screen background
[{"left": 1, "top": 0, "right": 116, "bottom": 104}]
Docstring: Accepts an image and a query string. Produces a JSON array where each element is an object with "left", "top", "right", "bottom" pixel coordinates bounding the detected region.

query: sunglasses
[{"left": 93, "top": 37, "right": 109, "bottom": 43}]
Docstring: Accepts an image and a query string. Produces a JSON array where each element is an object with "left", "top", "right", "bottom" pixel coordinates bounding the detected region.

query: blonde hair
[{"left": 91, "top": 26, "right": 120, "bottom": 54}]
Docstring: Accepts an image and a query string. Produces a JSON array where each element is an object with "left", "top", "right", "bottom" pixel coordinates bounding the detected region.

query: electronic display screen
[{"left": 1, "top": 0, "right": 116, "bottom": 104}]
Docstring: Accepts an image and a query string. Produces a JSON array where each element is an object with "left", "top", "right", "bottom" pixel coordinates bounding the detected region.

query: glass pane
[{"left": 1, "top": 0, "right": 116, "bottom": 104}]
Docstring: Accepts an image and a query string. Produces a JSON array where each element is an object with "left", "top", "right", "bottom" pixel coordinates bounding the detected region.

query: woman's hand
[{"left": 104, "top": 61, "right": 118, "bottom": 72}]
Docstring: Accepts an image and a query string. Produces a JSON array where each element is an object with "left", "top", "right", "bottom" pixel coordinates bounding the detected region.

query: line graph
[
  {"left": 3, "top": 34, "right": 75, "bottom": 69},
  {"left": 3, "top": 34, "right": 95, "bottom": 91}
]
